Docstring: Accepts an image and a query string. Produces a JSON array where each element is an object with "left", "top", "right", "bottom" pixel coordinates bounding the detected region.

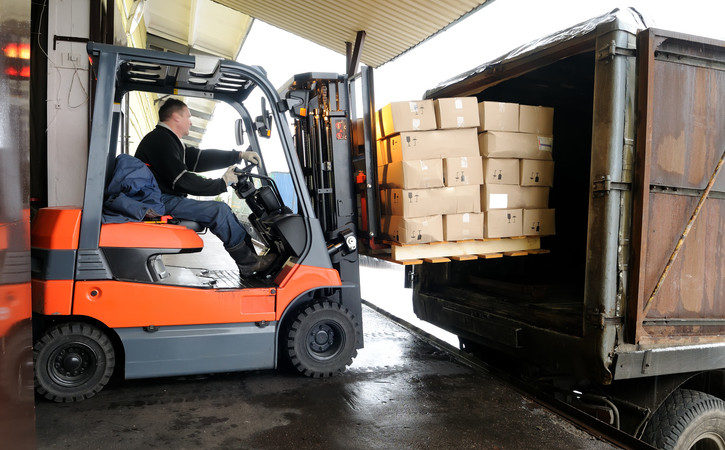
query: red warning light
[
  {"left": 4, "top": 67, "right": 18, "bottom": 76},
  {"left": 3, "top": 43, "right": 30, "bottom": 59},
  {"left": 3, "top": 43, "right": 18, "bottom": 58},
  {"left": 20, "top": 66, "right": 30, "bottom": 78}
]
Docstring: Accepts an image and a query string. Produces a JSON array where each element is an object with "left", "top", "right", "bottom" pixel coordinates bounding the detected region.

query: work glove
[
  {"left": 222, "top": 166, "right": 238, "bottom": 186},
  {"left": 239, "top": 151, "right": 261, "bottom": 165}
]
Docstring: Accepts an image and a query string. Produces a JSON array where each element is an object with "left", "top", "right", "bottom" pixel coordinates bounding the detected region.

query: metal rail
[{"left": 362, "top": 299, "right": 655, "bottom": 449}]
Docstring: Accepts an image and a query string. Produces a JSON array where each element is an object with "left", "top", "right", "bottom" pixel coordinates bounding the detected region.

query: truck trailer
[{"left": 399, "top": 11, "right": 725, "bottom": 448}]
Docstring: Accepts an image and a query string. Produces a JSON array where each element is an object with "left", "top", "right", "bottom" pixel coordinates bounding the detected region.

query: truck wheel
[
  {"left": 34, "top": 322, "right": 115, "bottom": 402},
  {"left": 286, "top": 301, "right": 360, "bottom": 378},
  {"left": 643, "top": 389, "right": 725, "bottom": 450}
]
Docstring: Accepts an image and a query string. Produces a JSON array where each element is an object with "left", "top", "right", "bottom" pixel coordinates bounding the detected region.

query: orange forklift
[{"left": 30, "top": 43, "right": 380, "bottom": 401}]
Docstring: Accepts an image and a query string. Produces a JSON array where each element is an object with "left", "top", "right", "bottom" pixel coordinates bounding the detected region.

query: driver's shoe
[{"left": 227, "top": 242, "right": 277, "bottom": 277}]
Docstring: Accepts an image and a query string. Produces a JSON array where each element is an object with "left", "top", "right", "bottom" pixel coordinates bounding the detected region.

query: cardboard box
[
  {"left": 381, "top": 215, "right": 444, "bottom": 244},
  {"left": 380, "top": 189, "right": 438, "bottom": 218},
  {"left": 481, "top": 185, "right": 549, "bottom": 210},
  {"left": 353, "top": 118, "right": 364, "bottom": 148},
  {"left": 437, "top": 185, "right": 481, "bottom": 214},
  {"left": 434, "top": 97, "right": 480, "bottom": 129},
  {"left": 523, "top": 209, "right": 556, "bottom": 236},
  {"left": 443, "top": 156, "right": 483, "bottom": 187},
  {"left": 478, "top": 131, "right": 553, "bottom": 160},
  {"left": 378, "top": 160, "right": 444, "bottom": 189},
  {"left": 520, "top": 159, "right": 555, "bottom": 187},
  {"left": 519, "top": 105, "right": 554, "bottom": 134},
  {"left": 482, "top": 158, "right": 519, "bottom": 185},
  {"left": 382, "top": 129, "right": 479, "bottom": 164},
  {"left": 381, "top": 185, "right": 481, "bottom": 218},
  {"left": 376, "top": 138, "right": 389, "bottom": 165},
  {"left": 377, "top": 100, "right": 437, "bottom": 139},
  {"left": 485, "top": 209, "right": 523, "bottom": 238},
  {"left": 444, "top": 213, "right": 484, "bottom": 241},
  {"left": 478, "top": 101, "right": 519, "bottom": 132}
]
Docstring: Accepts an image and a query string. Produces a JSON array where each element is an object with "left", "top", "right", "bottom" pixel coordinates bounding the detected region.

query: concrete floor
[{"left": 36, "top": 306, "right": 612, "bottom": 449}]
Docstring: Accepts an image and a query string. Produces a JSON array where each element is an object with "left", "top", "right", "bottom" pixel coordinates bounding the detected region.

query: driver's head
[{"left": 159, "top": 98, "right": 192, "bottom": 137}]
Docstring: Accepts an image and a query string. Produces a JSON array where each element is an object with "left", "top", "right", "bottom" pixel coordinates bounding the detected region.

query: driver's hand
[
  {"left": 222, "top": 166, "right": 237, "bottom": 186},
  {"left": 239, "top": 151, "right": 261, "bottom": 165}
]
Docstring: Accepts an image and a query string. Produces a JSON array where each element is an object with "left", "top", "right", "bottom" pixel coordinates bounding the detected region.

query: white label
[
  {"left": 456, "top": 116, "right": 465, "bottom": 127},
  {"left": 463, "top": 213, "right": 470, "bottom": 223},
  {"left": 454, "top": 98, "right": 463, "bottom": 109},
  {"left": 489, "top": 193, "right": 508, "bottom": 209},
  {"left": 409, "top": 102, "right": 419, "bottom": 113},
  {"left": 412, "top": 118, "right": 421, "bottom": 129},
  {"left": 420, "top": 161, "right": 428, "bottom": 171},
  {"left": 460, "top": 157, "right": 468, "bottom": 168},
  {"left": 538, "top": 136, "right": 553, "bottom": 151}
]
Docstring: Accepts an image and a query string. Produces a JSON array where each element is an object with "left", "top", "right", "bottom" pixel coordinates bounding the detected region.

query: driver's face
[{"left": 175, "top": 106, "right": 192, "bottom": 136}]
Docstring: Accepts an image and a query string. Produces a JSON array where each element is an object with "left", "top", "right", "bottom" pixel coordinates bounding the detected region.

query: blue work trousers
[{"left": 161, "top": 194, "right": 246, "bottom": 248}]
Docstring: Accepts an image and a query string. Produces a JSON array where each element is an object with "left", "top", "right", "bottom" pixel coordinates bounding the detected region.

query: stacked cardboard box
[
  {"left": 478, "top": 102, "right": 556, "bottom": 238},
  {"left": 377, "top": 98, "right": 483, "bottom": 244}
]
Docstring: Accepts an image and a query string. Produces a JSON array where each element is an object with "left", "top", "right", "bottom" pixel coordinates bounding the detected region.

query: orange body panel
[
  {"left": 72, "top": 281, "right": 275, "bottom": 327},
  {"left": 274, "top": 262, "right": 342, "bottom": 320},
  {"left": 0, "top": 283, "right": 32, "bottom": 337},
  {"left": 31, "top": 279, "right": 74, "bottom": 315},
  {"left": 31, "top": 207, "right": 81, "bottom": 249},
  {"left": 99, "top": 222, "right": 203, "bottom": 249}
]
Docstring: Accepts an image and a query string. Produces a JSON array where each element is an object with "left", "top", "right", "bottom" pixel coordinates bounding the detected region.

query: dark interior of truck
[{"left": 420, "top": 51, "right": 596, "bottom": 337}]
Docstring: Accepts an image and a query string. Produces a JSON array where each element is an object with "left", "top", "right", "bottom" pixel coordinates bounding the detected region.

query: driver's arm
[{"left": 185, "top": 147, "right": 241, "bottom": 173}]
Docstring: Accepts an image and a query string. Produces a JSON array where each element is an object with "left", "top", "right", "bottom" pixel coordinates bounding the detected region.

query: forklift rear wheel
[
  {"left": 34, "top": 322, "right": 115, "bottom": 402},
  {"left": 286, "top": 301, "right": 360, "bottom": 378}
]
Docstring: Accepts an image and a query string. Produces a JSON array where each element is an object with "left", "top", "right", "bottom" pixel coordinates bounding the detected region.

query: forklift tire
[
  {"left": 34, "top": 322, "right": 115, "bottom": 402},
  {"left": 286, "top": 301, "right": 360, "bottom": 378},
  {"left": 642, "top": 389, "right": 725, "bottom": 450}
]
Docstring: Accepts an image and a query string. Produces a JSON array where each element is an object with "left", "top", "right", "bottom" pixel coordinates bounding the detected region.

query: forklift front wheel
[
  {"left": 286, "top": 301, "right": 360, "bottom": 378},
  {"left": 34, "top": 322, "right": 115, "bottom": 402}
]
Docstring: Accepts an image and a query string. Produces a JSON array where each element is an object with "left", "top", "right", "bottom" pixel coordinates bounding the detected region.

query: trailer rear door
[{"left": 628, "top": 28, "right": 725, "bottom": 346}]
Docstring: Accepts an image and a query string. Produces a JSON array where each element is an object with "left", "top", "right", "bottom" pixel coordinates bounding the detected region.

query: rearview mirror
[
  {"left": 255, "top": 97, "right": 272, "bottom": 139},
  {"left": 234, "top": 118, "right": 244, "bottom": 146}
]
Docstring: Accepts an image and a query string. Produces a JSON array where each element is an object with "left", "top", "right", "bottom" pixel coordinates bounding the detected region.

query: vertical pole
[{"left": 360, "top": 65, "right": 379, "bottom": 238}]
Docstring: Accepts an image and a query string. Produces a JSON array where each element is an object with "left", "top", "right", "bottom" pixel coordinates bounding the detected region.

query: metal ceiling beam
[
  {"left": 190, "top": 125, "right": 206, "bottom": 134},
  {"left": 188, "top": 0, "right": 201, "bottom": 48},
  {"left": 189, "top": 108, "right": 212, "bottom": 120},
  {"left": 346, "top": 30, "right": 366, "bottom": 77}
]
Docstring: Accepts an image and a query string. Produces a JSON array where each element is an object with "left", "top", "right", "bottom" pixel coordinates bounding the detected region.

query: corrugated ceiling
[{"left": 212, "top": 0, "right": 488, "bottom": 68}]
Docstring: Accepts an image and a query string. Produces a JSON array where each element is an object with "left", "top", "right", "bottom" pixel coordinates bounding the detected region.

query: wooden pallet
[{"left": 388, "top": 236, "right": 542, "bottom": 262}]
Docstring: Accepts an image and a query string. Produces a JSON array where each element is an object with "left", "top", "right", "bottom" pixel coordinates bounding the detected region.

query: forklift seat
[{"left": 99, "top": 222, "right": 203, "bottom": 249}]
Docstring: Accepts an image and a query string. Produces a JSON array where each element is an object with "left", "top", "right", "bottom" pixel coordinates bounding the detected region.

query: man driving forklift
[{"left": 134, "top": 98, "right": 275, "bottom": 276}]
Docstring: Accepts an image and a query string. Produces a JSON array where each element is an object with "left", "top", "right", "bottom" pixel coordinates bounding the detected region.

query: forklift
[{"left": 30, "top": 43, "right": 380, "bottom": 402}]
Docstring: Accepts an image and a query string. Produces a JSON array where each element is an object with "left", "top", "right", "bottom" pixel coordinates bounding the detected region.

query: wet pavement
[{"left": 36, "top": 305, "right": 613, "bottom": 449}]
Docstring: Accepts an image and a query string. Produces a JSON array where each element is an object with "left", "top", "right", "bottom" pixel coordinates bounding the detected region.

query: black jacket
[{"left": 134, "top": 125, "right": 240, "bottom": 197}]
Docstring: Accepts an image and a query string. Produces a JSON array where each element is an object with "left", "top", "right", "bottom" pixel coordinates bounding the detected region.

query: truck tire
[
  {"left": 34, "top": 322, "right": 115, "bottom": 402},
  {"left": 286, "top": 301, "right": 360, "bottom": 378},
  {"left": 642, "top": 389, "right": 725, "bottom": 450}
]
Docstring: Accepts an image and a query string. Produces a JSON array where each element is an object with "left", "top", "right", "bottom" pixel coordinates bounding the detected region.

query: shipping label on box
[
  {"left": 435, "top": 185, "right": 481, "bottom": 214},
  {"left": 378, "top": 100, "right": 437, "bottom": 139},
  {"left": 482, "top": 185, "right": 550, "bottom": 210},
  {"left": 519, "top": 105, "right": 554, "bottom": 135},
  {"left": 520, "top": 159, "right": 555, "bottom": 187},
  {"left": 444, "top": 213, "right": 484, "bottom": 241},
  {"left": 381, "top": 214, "right": 443, "bottom": 244},
  {"left": 478, "top": 101, "right": 519, "bottom": 132},
  {"left": 443, "top": 156, "right": 483, "bottom": 187},
  {"left": 482, "top": 158, "right": 519, "bottom": 185},
  {"left": 485, "top": 209, "right": 523, "bottom": 238},
  {"left": 380, "top": 188, "right": 438, "bottom": 218},
  {"left": 378, "top": 159, "right": 444, "bottom": 189},
  {"left": 387, "top": 129, "right": 479, "bottom": 163},
  {"left": 523, "top": 209, "right": 556, "bottom": 236},
  {"left": 434, "top": 97, "right": 480, "bottom": 129},
  {"left": 478, "top": 131, "right": 553, "bottom": 160}
]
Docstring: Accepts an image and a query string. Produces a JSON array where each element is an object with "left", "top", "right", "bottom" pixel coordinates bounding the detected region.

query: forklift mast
[{"left": 279, "top": 67, "right": 379, "bottom": 313}]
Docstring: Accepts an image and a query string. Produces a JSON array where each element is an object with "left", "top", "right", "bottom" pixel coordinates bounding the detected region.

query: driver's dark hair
[{"left": 158, "top": 98, "right": 187, "bottom": 122}]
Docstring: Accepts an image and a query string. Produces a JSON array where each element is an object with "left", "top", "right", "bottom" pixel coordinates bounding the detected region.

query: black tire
[
  {"left": 286, "top": 301, "right": 360, "bottom": 378},
  {"left": 643, "top": 389, "right": 725, "bottom": 450},
  {"left": 34, "top": 322, "right": 115, "bottom": 402}
]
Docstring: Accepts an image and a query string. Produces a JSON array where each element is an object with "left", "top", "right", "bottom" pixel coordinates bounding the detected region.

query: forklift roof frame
[{"left": 78, "top": 43, "right": 323, "bottom": 280}]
